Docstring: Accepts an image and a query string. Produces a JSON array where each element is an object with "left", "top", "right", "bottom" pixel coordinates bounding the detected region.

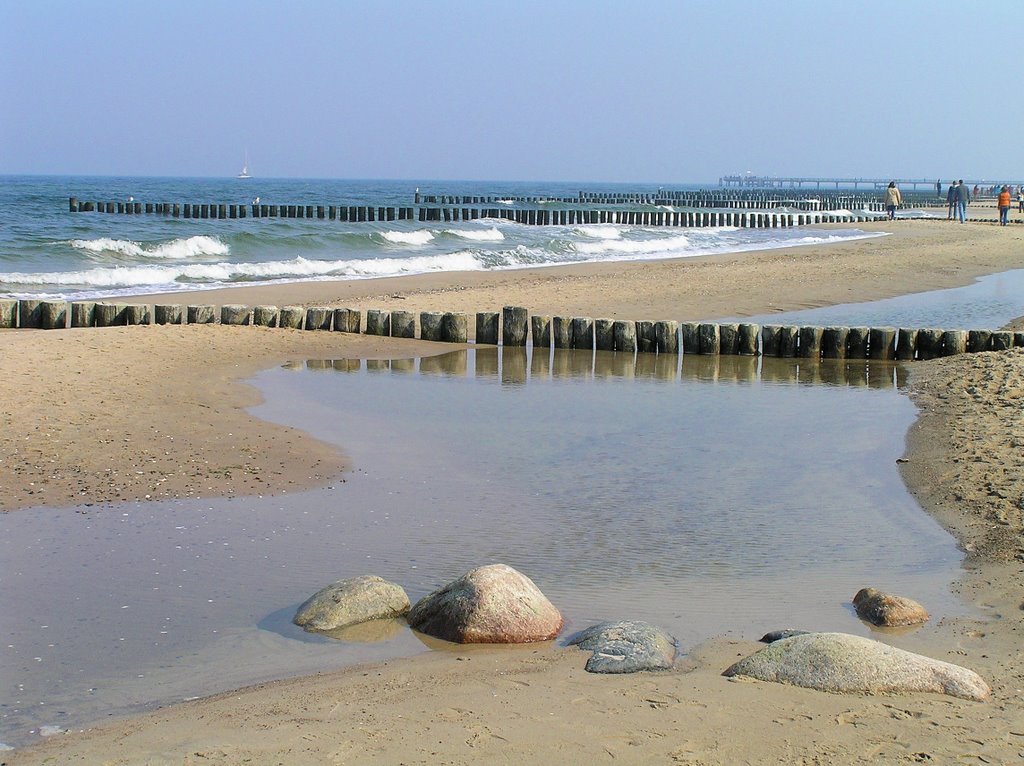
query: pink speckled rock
[{"left": 408, "top": 563, "right": 563, "bottom": 644}]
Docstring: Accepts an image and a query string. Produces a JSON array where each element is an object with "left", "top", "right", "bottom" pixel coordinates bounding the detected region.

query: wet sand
[{"left": 5, "top": 219, "right": 1024, "bottom": 764}]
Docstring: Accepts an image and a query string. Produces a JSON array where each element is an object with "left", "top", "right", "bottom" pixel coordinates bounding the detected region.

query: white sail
[{"left": 237, "top": 151, "right": 251, "bottom": 179}]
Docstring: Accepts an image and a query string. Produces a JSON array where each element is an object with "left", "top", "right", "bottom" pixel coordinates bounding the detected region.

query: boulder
[
  {"left": 853, "top": 587, "right": 929, "bottom": 627},
  {"left": 569, "top": 620, "right": 676, "bottom": 673},
  {"left": 724, "top": 632, "right": 990, "bottom": 701},
  {"left": 293, "top": 575, "right": 410, "bottom": 632},
  {"left": 407, "top": 563, "right": 563, "bottom": 643}
]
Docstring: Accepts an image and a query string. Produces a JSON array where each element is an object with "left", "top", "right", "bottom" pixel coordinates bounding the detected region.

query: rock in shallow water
[
  {"left": 724, "top": 632, "right": 990, "bottom": 701},
  {"left": 293, "top": 575, "right": 410, "bottom": 632},
  {"left": 569, "top": 620, "right": 677, "bottom": 673},
  {"left": 853, "top": 587, "right": 930, "bottom": 627},
  {"left": 407, "top": 563, "right": 563, "bottom": 644}
]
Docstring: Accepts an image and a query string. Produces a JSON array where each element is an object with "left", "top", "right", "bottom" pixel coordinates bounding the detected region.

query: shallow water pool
[{"left": 0, "top": 347, "right": 964, "bottom": 748}]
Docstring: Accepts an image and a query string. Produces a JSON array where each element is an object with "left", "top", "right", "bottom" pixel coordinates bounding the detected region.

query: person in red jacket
[{"left": 997, "top": 186, "right": 1011, "bottom": 226}]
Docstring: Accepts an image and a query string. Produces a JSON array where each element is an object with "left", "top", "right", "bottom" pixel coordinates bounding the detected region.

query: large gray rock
[
  {"left": 853, "top": 587, "right": 929, "bottom": 627},
  {"left": 293, "top": 575, "right": 410, "bottom": 633},
  {"left": 724, "top": 632, "right": 990, "bottom": 701},
  {"left": 569, "top": 620, "right": 676, "bottom": 674},
  {"left": 407, "top": 563, "right": 563, "bottom": 644}
]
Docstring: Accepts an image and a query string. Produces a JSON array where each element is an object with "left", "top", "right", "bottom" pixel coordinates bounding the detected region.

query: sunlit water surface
[{"left": 0, "top": 348, "right": 965, "bottom": 749}]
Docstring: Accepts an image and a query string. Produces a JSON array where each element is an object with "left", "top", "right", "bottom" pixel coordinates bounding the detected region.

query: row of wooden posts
[
  {"left": 4, "top": 298, "right": 1021, "bottom": 361},
  {"left": 68, "top": 199, "right": 858, "bottom": 227}
]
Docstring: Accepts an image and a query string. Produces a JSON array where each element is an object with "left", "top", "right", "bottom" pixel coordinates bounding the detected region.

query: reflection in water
[{"left": 304, "top": 347, "right": 896, "bottom": 389}]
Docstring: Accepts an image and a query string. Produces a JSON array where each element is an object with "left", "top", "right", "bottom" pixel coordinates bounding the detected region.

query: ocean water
[{"left": 0, "top": 176, "right": 884, "bottom": 300}]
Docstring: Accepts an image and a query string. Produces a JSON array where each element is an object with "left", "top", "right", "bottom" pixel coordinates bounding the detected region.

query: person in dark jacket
[
  {"left": 946, "top": 182, "right": 956, "bottom": 220},
  {"left": 955, "top": 180, "right": 970, "bottom": 223}
]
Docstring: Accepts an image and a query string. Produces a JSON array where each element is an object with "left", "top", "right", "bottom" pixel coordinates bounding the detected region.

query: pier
[{"left": 718, "top": 175, "right": 990, "bottom": 191}]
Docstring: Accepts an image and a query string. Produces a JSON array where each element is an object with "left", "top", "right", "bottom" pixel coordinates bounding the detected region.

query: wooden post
[
  {"left": 278, "top": 306, "right": 305, "bottom": 329},
  {"left": 441, "top": 312, "right": 468, "bottom": 343},
  {"left": 571, "top": 317, "right": 594, "bottom": 350},
  {"left": 475, "top": 312, "right": 499, "bottom": 345},
  {"left": 896, "top": 328, "right": 918, "bottom": 361},
  {"left": 719, "top": 323, "right": 740, "bottom": 356},
  {"left": 1014, "top": 332, "right": 1024, "bottom": 348},
  {"left": 17, "top": 299, "right": 43, "bottom": 329},
  {"left": 989, "top": 331, "right": 1013, "bottom": 351},
  {"left": 40, "top": 301, "right": 68, "bottom": 330},
  {"left": 968, "top": 329, "right": 992, "bottom": 352},
  {"left": 737, "top": 323, "right": 760, "bottom": 355},
  {"left": 698, "top": 322, "right": 720, "bottom": 355},
  {"left": 761, "top": 325, "right": 782, "bottom": 357},
  {"left": 254, "top": 306, "right": 280, "bottom": 327},
  {"left": 304, "top": 307, "right": 333, "bottom": 330},
  {"left": 846, "top": 327, "right": 870, "bottom": 359},
  {"left": 531, "top": 315, "right": 552, "bottom": 347},
  {"left": 151, "top": 305, "right": 181, "bottom": 325},
  {"left": 502, "top": 306, "right": 529, "bottom": 346},
  {"left": 0, "top": 299, "right": 18, "bottom": 328},
  {"left": 821, "top": 327, "right": 849, "bottom": 359},
  {"left": 221, "top": 305, "right": 251, "bottom": 325},
  {"left": 679, "top": 321, "right": 700, "bottom": 354},
  {"left": 868, "top": 327, "right": 897, "bottom": 360},
  {"left": 595, "top": 318, "right": 616, "bottom": 351},
  {"left": 636, "top": 320, "right": 657, "bottom": 353},
  {"left": 123, "top": 303, "right": 144, "bottom": 324},
  {"left": 187, "top": 305, "right": 216, "bottom": 324},
  {"left": 941, "top": 330, "right": 968, "bottom": 356},
  {"left": 552, "top": 316, "right": 572, "bottom": 348},
  {"left": 71, "top": 301, "right": 96, "bottom": 327},
  {"left": 390, "top": 310, "right": 415, "bottom": 338},
  {"left": 365, "top": 309, "right": 390, "bottom": 336},
  {"left": 613, "top": 320, "right": 636, "bottom": 352},
  {"left": 777, "top": 325, "right": 799, "bottom": 357},
  {"left": 916, "top": 329, "right": 944, "bottom": 359},
  {"left": 655, "top": 320, "right": 679, "bottom": 354},
  {"left": 798, "top": 326, "right": 823, "bottom": 359},
  {"left": 419, "top": 309, "right": 444, "bottom": 339},
  {"left": 94, "top": 303, "right": 127, "bottom": 327},
  {"left": 331, "top": 308, "right": 358, "bottom": 333}
]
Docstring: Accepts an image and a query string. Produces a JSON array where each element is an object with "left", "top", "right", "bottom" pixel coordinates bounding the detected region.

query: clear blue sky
[{"left": 1, "top": 0, "right": 1020, "bottom": 183}]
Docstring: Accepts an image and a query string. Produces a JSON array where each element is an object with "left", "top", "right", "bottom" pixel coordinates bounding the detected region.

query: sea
[{"left": 0, "top": 175, "right": 887, "bottom": 301}]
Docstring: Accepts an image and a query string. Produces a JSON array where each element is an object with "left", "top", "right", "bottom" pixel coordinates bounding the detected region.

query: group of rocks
[{"left": 292, "top": 564, "right": 990, "bottom": 701}]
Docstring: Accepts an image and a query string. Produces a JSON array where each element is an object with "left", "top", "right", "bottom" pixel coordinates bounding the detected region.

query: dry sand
[{"left": 4, "top": 219, "right": 1024, "bottom": 764}]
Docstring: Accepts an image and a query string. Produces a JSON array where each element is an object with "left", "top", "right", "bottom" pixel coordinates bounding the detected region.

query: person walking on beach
[
  {"left": 997, "top": 185, "right": 1011, "bottom": 226},
  {"left": 884, "top": 181, "right": 902, "bottom": 220},
  {"left": 946, "top": 182, "right": 956, "bottom": 220},
  {"left": 1017, "top": 187, "right": 1023, "bottom": 214},
  {"left": 955, "top": 180, "right": 971, "bottom": 223}
]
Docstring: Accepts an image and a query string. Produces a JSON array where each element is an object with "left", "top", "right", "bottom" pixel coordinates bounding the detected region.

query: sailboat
[{"left": 237, "top": 151, "right": 252, "bottom": 179}]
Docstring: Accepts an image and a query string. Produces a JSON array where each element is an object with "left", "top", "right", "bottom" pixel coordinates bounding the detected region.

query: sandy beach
[{"left": 4, "top": 219, "right": 1024, "bottom": 764}]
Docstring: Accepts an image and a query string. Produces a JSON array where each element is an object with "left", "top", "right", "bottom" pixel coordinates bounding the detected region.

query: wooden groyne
[
  {"left": 3, "top": 298, "right": 1021, "bottom": 362},
  {"left": 67, "top": 198, "right": 863, "bottom": 228}
]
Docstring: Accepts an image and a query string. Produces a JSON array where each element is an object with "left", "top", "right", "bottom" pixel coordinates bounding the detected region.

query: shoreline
[{"left": 5, "top": 219, "right": 1024, "bottom": 763}]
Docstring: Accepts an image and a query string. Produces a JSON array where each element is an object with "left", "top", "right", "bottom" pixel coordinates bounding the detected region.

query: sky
[{"left": 1, "top": 0, "right": 1021, "bottom": 183}]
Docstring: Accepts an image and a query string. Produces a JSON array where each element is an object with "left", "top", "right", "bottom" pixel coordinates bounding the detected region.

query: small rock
[
  {"left": 724, "top": 632, "right": 990, "bottom": 701},
  {"left": 760, "top": 629, "right": 811, "bottom": 643},
  {"left": 407, "top": 563, "right": 563, "bottom": 644},
  {"left": 293, "top": 575, "right": 410, "bottom": 632},
  {"left": 568, "top": 620, "right": 676, "bottom": 673},
  {"left": 853, "top": 587, "right": 929, "bottom": 627}
]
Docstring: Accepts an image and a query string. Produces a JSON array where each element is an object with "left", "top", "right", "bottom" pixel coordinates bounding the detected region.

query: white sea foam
[
  {"left": 573, "top": 225, "right": 623, "bottom": 240},
  {"left": 69, "top": 235, "right": 229, "bottom": 259},
  {"left": 380, "top": 230, "right": 435, "bottom": 246},
  {"left": 0, "top": 252, "right": 485, "bottom": 290},
  {"left": 444, "top": 227, "right": 505, "bottom": 242},
  {"left": 573, "top": 232, "right": 692, "bottom": 256}
]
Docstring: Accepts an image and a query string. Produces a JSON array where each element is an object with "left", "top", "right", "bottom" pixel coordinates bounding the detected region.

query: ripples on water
[{"left": 0, "top": 348, "right": 964, "bottom": 748}]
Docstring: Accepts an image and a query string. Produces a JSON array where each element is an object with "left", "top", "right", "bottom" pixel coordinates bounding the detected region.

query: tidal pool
[{"left": 0, "top": 347, "right": 964, "bottom": 749}]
